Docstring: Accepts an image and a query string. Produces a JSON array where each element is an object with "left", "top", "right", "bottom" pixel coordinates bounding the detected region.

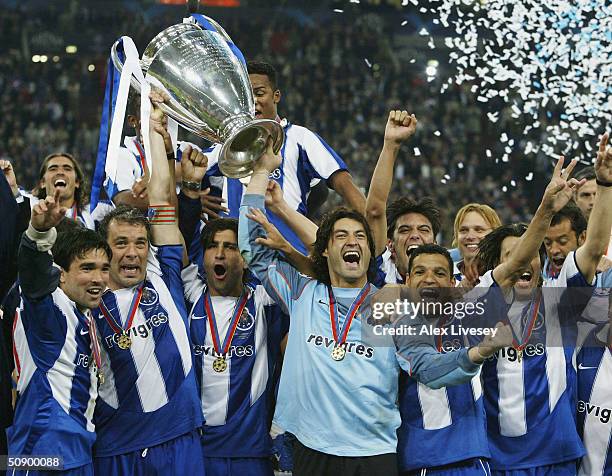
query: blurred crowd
[{"left": 0, "top": 1, "right": 552, "bottom": 242}]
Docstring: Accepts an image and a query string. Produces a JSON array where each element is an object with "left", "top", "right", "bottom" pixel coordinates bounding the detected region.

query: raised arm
[
  {"left": 177, "top": 146, "right": 208, "bottom": 265},
  {"left": 366, "top": 110, "right": 417, "bottom": 256},
  {"left": 18, "top": 190, "right": 66, "bottom": 299},
  {"left": 265, "top": 179, "right": 317, "bottom": 253},
  {"left": 329, "top": 171, "right": 366, "bottom": 214},
  {"left": 246, "top": 207, "right": 315, "bottom": 277},
  {"left": 239, "top": 140, "right": 310, "bottom": 313},
  {"left": 575, "top": 133, "right": 612, "bottom": 283},
  {"left": 146, "top": 92, "right": 206, "bottom": 246},
  {"left": 395, "top": 316, "right": 512, "bottom": 389},
  {"left": 492, "top": 156, "right": 583, "bottom": 288}
]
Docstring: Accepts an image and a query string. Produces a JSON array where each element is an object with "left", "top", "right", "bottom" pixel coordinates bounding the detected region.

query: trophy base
[{"left": 219, "top": 119, "right": 285, "bottom": 179}]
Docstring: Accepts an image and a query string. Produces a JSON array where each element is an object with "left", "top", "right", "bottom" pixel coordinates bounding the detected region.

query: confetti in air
[{"left": 426, "top": 0, "right": 611, "bottom": 164}]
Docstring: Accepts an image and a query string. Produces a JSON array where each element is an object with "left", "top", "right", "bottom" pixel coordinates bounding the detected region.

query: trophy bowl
[{"left": 111, "top": 19, "right": 284, "bottom": 178}]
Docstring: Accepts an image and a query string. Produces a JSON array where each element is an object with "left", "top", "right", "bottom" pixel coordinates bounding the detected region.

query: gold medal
[
  {"left": 331, "top": 345, "right": 346, "bottom": 361},
  {"left": 98, "top": 371, "right": 105, "bottom": 385},
  {"left": 117, "top": 332, "right": 132, "bottom": 350},
  {"left": 517, "top": 348, "right": 523, "bottom": 363},
  {"left": 213, "top": 356, "right": 228, "bottom": 372}
]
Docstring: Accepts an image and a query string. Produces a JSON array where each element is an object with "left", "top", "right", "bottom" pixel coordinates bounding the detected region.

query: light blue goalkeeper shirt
[{"left": 239, "top": 193, "right": 481, "bottom": 457}]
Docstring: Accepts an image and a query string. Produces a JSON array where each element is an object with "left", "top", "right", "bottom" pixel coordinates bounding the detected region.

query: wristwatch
[{"left": 181, "top": 180, "right": 201, "bottom": 192}]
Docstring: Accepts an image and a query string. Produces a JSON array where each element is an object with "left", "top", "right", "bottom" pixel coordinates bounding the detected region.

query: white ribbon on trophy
[{"left": 106, "top": 36, "right": 178, "bottom": 186}]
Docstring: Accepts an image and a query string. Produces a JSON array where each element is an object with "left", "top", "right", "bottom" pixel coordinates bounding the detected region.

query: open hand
[
  {"left": 478, "top": 322, "right": 514, "bottom": 358},
  {"left": 246, "top": 207, "right": 290, "bottom": 254}
]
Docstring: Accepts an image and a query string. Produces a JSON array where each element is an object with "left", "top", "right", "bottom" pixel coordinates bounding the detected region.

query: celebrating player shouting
[
  {"left": 473, "top": 133, "right": 612, "bottom": 475},
  {"left": 238, "top": 137, "right": 510, "bottom": 476},
  {"left": 91, "top": 92, "right": 205, "bottom": 475}
]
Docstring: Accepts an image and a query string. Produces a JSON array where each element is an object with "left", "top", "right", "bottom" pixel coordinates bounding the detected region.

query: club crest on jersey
[
  {"left": 236, "top": 308, "right": 254, "bottom": 332},
  {"left": 140, "top": 287, "right": 159, "bottom": 307}
]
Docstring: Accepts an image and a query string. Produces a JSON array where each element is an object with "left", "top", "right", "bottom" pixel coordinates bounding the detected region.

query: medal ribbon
[
  {"left": 99, "top": 283, "right": 144, "bottom": 336},
  {"left": 86, "top": 311, "right": 103, "bottom": 376},
  {"left": 69, "top": 204, "right": 78, "bottom": 220},
  {"left": 507, "top": 291, "right": 542, "bottom": 352},
  {"left": 133, "top": 138, "right": 148, "bottom": 175},
  {"left": 203, "top": 290, "right": 249, "bottom": 357},
  {"left": 328, "top": 284, "right": 370, "bottom": 346}
]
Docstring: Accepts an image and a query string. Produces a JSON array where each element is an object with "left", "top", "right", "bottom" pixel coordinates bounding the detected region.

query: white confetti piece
[
  {"left": 413, "top": 147, "right": 421, "bottom": 156},
  {"left": 434, "top": 130, "right": 441, "bottom": 136}
]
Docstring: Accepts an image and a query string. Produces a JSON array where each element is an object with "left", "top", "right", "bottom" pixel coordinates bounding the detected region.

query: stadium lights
[
  {"left": 39, "top": 55, "right": 48, "bottom": 63},
  {"left": 53, "top": 56, "right": 60, "bottom": 63},
  {"left": 88, "top": 64, "right": 95, "bottom": 72},
  {"left": 31, "top": 55, "right": 40, "bottom": 63},
  {"left": 66, "top": 45, "right": 77, "bottom": 54}
]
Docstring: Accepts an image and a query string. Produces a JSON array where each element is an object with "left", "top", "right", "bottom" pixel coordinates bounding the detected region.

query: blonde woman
[{"left": 452, "top": 203, "right": 501, "bottom": 282}]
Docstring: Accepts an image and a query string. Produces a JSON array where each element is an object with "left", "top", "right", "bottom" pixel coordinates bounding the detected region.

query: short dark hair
[
  {"left": 550, "top": 202, "right": 587, "bottom": 239},
  {"left": 386, "top": 196, "right": 441, "bottom": 239},
  {"left": 407, "top": 244, "right": 454, "bottom": 276},
  {"left": 311, "top": 208, "right": 376, "bottom": 286},
  {"left": 476, "top": 224, "right": 546, "bottom": 274},
  {"left": 56, "top": 217, "right": 85, "bottom": 234},
  {"left": 98, "top": 205, "right": 151, "bottom": 242},
  {"left": 37, "top": 153, "right": 88, "bottom": 212},
  {"left": 574, "top": 167, "right": 596, "bottom": 182},
  {"left": 247, "top": 61, "right": 278, "bottom": 90},
  {"left": 52, "top": 228, "right": 112, "bottom": 271},
  {"left": 201, "top": 218, "right": 238, "bottom": 250}
]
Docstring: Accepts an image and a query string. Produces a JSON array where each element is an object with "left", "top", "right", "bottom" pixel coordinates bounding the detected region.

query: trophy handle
[{"left": 110, "top": 40, "right": 144, "bottom": 95}]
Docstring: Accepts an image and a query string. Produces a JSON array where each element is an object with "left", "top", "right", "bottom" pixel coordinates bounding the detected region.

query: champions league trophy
[{"left": 110, "top": 17, "right": 284, "bottom": 179}]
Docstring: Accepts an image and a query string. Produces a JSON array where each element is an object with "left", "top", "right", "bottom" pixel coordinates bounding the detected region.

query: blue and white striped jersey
[
  {"left": 239, "top": 193, "right": 483, "bottom": 457},
  {"left": 576, "top": 327, "right": 612, "bottom": 476},
  {"left": 475, "top": 252, "right": 590, "bottom": 470},
  {"left": 397, "top": 278, "right": 512, "bottom": 471},
  {"left": 103, "top": 136, "right": 200, "bottom": 201},
  {"left": 398, "top": 351, "right": 488, "bottom": 471},
  {"left": 9, "top": 236, "right": 98, "bottom": 470},
  {"left": 92, "top": 245, "right": 202, "bottom": 457},
  {"left": 207, "top": 120, "right": 348, "bottom": 254},
  {"left": 182, "top": 266, "right": 285, "bottom": 457},
  {"left": 374, "top": 250, "right": 403, "bottom": 287}
]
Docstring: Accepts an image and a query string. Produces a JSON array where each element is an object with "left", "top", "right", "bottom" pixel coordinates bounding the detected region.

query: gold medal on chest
[
  {"left": 117, "top": 332, "right": 132, "bottom": 350},
  {"left": 212, "top": 356, "right": 228, "bottom": 372},
  {"left": 331, "top": 345, "right": 346, "bottom": 361}
]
